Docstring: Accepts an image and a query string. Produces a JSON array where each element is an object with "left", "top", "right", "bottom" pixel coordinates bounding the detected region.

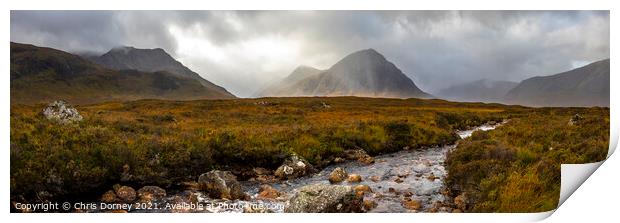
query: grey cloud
[{"left": 10, "top": 10, "right": 609, "bottom": 97}]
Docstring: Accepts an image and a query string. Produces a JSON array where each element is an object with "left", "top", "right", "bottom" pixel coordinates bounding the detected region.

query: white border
[{"left": 1, "top": 1, "right": 617, "bottom": 223}]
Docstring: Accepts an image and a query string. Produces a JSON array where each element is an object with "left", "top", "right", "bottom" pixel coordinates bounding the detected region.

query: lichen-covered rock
[
  {"left": 137, "top": 186, "right": 166, "bottom": 202},
  {"left": 198, "top": 170, "right": 246, "bottom": 200},
  {"left": 274, "top": 153, "right": 315, "bottom": 180},
  {"left": 328, "top": 167, "right": 348, "bottom": 184},
  {"left": 41, "top": 100, "right": 83, "bottom": 124},
  {"left": 284, "top": 184, "right": 363, "bottom": 213}
]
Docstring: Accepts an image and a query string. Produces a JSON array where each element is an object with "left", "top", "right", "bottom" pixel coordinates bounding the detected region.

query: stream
[{"left": 136, "top": 123, "right": 501, "bottom": 213}]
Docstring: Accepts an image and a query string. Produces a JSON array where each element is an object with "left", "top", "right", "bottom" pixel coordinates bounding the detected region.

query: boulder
[
  {"left": 198, "top": 170, "right": 246, "bottom": 200},
  {"left": 347, "top": 174, "right": 363, "bottom": 183},
  {"left": 137, "top": 186, "right": 167, "bottom": 202},
  {"left": 114, "top": 185, "right": 136, "bottom": 203},
  {"left": 328, "top": 167, "right": 348, "bottom": 183},
  {"left": 257, "top": 184, "right": 281, "bottom": 200},
  {"left": 274, "top": 153, "right": 315, "bottom": 180},
  {"left": 568, "top": 114, "right": 583, "bottom": 125},
  {"left": 41, "top": 100, "right": 83, "bottom": 124},
  {"left": 343, "top": 149, "right": 375, "bottom": 165},
  {"left": 284, "top": 184, "right": 363, "bottom": 213}
]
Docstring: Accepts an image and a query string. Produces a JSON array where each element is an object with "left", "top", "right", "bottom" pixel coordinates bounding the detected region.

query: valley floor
[{"left": 9, "top": 97, "right": 609, "bottom": 212}]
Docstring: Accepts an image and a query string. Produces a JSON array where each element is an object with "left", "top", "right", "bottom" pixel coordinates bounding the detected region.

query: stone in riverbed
[
  {"left": 113, "top": 185, "right": 136, "bottom": 203},
  {"left": 343, "top": 149, "right": 375, "bottom": 165},
  {"left": 362, "top": 199, "right": 378, "bottom": 211},
  {"left": 347, "top": 174, "right": 362, "bottom": 183},
  {"left": 257, "top": 184, "right": 281, "bottom": 200},
  {"left": 328, "top": 167, "right": 348, "bottom": 183},
  {"left": 369, "top": 176, "right": 380, "bottom": 182},
  {"left": 137, "top": 186, "right": 166, "bottom": 202},
  {"left": 274, "top": 153, "right": 315, "bottom": 180},
  {"left": 402, "top": 197, "right": 421, "bottom": 210},
  {"left": 353, "top": 185, "right": 372, "bottom": 197},
  {"left": 198, "top": 170, "right": 246, "bottom": 200},
  {"left": 427, "top": 173, "right": 439, "bottom": 181},
  {"left": 284, "top": 184, "right": 363, "bottom": 213},
  {"left": 403, "top": 191, "right": 413, "bottom": 197}
]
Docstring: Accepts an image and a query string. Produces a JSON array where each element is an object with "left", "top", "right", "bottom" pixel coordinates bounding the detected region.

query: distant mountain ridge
[
  {"left": 436, "top": 79, "right": 519, "bottom": 103},
  {"left": 10, "top": 42, "right": 234, "bottom": 105},
  {"left": 259, "top": 49, "right": 431, "bottom": 99},
  {"left": 503, "top": 59, "right": 609, "bottom": 107},
  {"left": 88, "top": 46, "right": 235, "bottom": 98}
]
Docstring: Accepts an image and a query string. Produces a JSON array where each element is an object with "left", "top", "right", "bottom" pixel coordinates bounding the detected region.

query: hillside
[
  {"left": 503, "top": 59, "right": 610, "bottom": 107},
  {"left": 88, "top": 46, "right": 235, "bottom": 98},
  {"left": 10, "top": 42, "right": 234, "bottom": 105}
]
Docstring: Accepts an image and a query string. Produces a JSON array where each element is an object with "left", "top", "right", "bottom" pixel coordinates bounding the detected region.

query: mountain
[
  {"left": 503, "top": 59, "right": 609, "bottom": 107},
  {"left": 436, "top": 79, "right": 518, "bottom": 103},
  {"left": 259, "top": 49, "right": 431, "bottom": 98},
  {"left": 257, "top": 65, "right": 325, "bottom": 96},
  {"left": 10, "top": 42, "right": 233, "bottom": 105},
  {"left": 88, "top": 46, "right": 234, "bottom": 98}
]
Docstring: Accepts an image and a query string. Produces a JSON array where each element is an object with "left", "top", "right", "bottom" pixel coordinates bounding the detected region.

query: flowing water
[{"left": 139, "top": 123, "right": 501, "bottom": 213}]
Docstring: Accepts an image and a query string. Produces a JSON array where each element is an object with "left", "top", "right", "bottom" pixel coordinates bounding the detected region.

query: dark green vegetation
[
  {"left": 446, "top": 107, "right": 609, "bottom": 212},
  {"left": 11, "top": 97, "right": 506, "bottom": 202},
  {"left": 10, "top": 42, "right": 234, "bottom": 105}
]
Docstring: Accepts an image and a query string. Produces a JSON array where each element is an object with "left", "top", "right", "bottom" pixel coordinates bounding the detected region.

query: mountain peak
[
  {"left": 107, "top": 46, "right": 169, "bottom": 56},
  {"left": 260, "top": 48, "right": 431, "bottom": 99},
  {"left": 291, "top": 65, "right": 321, "bottom": 75},
  {"left": 87, "top": 45, "right": 235, "bottom": 98},
  {"left": 343, "top": 48, "right": 386, "bottom": 61}
]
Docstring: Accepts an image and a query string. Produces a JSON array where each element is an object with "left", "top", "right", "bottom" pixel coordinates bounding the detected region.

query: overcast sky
[{"left": 10, "top": 11, "right": 609, "bottom": 97}]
